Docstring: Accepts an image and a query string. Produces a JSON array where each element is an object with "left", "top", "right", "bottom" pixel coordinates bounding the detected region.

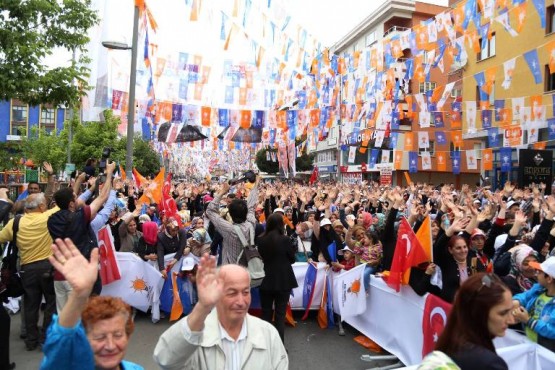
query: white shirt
[
  {"left": 219, "top": 320, "right": 248, "bottom": 370},
  {"left": 181, "top": 316, "right": 248, "bottom": 370}
]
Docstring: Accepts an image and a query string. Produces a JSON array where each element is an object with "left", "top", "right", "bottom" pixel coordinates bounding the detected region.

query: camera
[
  {"left": 228, "top": 170, "right": 256, "bottom": 186},
  {"left": 98, "top": 147, "right": 112, "bottom": 171}
]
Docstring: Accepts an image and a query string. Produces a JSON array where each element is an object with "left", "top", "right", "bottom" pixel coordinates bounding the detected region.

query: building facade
[
  {"left": 0, "top": 99, "right": 66, "bottom": 142},
  {"left": 328, "top": 0, "right": 482, "bottom": 186}
]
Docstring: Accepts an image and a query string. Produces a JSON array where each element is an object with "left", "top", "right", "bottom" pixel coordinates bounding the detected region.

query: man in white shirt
[{"left": 153, "top": 254, "right": 288, "bottom": 370}]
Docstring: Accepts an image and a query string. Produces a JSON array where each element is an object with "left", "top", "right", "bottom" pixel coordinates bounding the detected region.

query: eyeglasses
[{"left": 473, "top": 273, "right": 501, "bottom": 299}]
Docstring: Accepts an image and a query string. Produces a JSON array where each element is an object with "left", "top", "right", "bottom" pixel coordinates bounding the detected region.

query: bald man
[{"left": 154, "top": 255, "right": 288, "bottom": 370}]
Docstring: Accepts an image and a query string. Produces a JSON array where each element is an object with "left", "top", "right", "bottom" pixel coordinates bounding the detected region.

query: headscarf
[
  {"left": 142, "top": 221, "right": 159, "bottom": 245},
  {"left": 509, "top": 245, "right": 539, "bottom": 292},
  {"left": 361, "top": 211, "right": 372, "bottom": 230},
  {"left": 369, "top": 213, "right": 386, "bottom": 233}
]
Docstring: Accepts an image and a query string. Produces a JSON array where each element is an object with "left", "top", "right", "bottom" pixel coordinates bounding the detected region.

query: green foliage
[
  {"left": 255, "top": 146, "right": 314, "bottom": 174},
  {"left": 0, "top": 0, "right": 98, "bottom": 106},
  {"left": 21, "top": 109, "right": 161, "bottom": 175},
  {"left": 0, "top": 142, "right": 24, "bottom": 171},
  {"left": 255, "top": 148, "right": 279, "bottom": 174}
]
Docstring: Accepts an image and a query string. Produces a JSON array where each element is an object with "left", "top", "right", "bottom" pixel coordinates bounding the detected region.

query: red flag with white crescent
[
  {"left": 422, "top": 294, "right": 452, "bottom": 357},
  {"left": 97, "top": 226, "right": 121, "bottom": 285}
]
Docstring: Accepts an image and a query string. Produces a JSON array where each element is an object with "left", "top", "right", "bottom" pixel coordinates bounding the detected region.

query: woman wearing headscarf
[
  {"left": 357, "top": 211, "right": 372, "bottom": 231},
  {"left": 310, "top": 218, "right": 343, "bottom": 266},
  {"left": 134, "top": 221, "right": 159, "bottom": 263},
  {"left": 501, "top": 245, "right": 539, "bottom": 295},
  {"left": 118, "top": 209, "right": 142, "bottom": 253},
  {"left": 368, "top": 213, "right": 386, "bottom": 234}
]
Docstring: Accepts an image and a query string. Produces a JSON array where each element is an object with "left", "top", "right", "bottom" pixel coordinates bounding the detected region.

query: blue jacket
[
  {"left": 40, "top": 315, "right": 143, "bottom": 370},
  {"left": 513, "top": 283, "right": 555, "bottom": 340}
]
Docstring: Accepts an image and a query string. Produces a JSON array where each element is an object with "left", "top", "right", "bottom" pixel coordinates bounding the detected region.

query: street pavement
[{"left": 9, "top": 309, "right": 402, "bottom": 370}]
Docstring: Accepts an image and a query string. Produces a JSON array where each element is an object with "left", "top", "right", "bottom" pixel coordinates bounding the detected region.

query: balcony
[{"left": 383, "top": 26, "right": 410, "bottom": 38}]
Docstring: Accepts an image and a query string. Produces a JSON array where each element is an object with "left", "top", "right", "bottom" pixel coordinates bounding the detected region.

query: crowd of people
[{"left": 1, "top": 161, "right": 555, "bottom": 369}]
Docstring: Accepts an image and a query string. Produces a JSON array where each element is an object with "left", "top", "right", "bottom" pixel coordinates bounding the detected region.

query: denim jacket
[{"left": 513, "top": 283, "right": 555, "bottom": 340}]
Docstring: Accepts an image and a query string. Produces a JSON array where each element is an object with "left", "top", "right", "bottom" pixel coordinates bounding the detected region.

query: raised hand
[
  {"left": 43, "top": 161, "right": 53, "bottom": 175},
  {"left": 49, "top": 238, "right": 99, "bottom": 298},
  {"left": 195, "top": 254, "right": 223, "bottom": 310}
]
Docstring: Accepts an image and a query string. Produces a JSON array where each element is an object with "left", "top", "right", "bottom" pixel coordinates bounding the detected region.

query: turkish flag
[
  {"left": 385, "top": 217, "right": 429, "bottom": 292},
  {"left": 309, "top": 166, "right": 319, "bottom": 185},
  {"left": 422, "top": 294, "right": 452, "bottom": 357},
  {"left": 97, "top": 226, "right": 121, "bottom": 285}
]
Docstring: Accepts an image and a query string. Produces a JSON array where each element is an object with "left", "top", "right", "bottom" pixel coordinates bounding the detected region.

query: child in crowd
[
  {"left": 513, "top": 256, "right": 555, "bottom": 352},
  {"left": 332, "top": 246, "right": 355, "bottom": 272}
]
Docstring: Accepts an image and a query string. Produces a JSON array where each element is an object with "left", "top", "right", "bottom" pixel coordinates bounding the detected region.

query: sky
[{"left": 284, "top": 0, "right": 449, "bottom": 46}]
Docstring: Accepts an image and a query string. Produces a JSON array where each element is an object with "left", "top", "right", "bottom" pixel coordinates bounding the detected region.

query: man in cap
[{"left": 513, "top": 256, "right": 555, "bottom": 351}]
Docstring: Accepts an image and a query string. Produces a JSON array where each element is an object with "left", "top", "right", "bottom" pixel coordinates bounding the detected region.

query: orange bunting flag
[
  {"left": 514, "top": 2, "right": 527, "bottom": 33},
  {"left": 482, "top": 148, "right": 493, "bottom": 171},
  {"left": 404, "top": 132, "right": 414, "bottom": 151},
  {"left": 394, "top": 151, "right": 403, "bottom": 170},
  {"left": 201, "top": 106, "right": 211, "bottom": 126},
  {"left": 238, "top": 87, "right": 247, "bottom": 106},
  {"left": 240, "top": 110, "right": 252, "bottom": 129},
  {"left": 483, "top": 67, "right": 497, "bottom": 95},
  {"left": 310, "top": 109, "right": 320, "bottom": 127},
  {"left": 437, "top": 152, "right": 447, "bottom": 172},
  {"left": 170, "top": 272, "right": 183, "bottom": 321},
  {"left": 450, "top": 130, "right": 463, "bottom": 147},
  {"left": 386, "top": 217, "right": 430, "bottom": 292},
  {"left": 548, "top": 41, "right": 555, "bottom": 73},
  {"left": 404, "top": 172, "right": 413, "bottom": 186},
  {"left": 530, "top": 96, "right": 543, "bottom": 120}
]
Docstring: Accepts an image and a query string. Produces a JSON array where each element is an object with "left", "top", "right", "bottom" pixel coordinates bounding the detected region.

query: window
[
  {"left": 451, "top": 89, "right": 462, "bottom": 98},
  {"left": 11, "top": 101, "right": 27, "bottom": 136},
  {"left": 419, "top": 140, "right": 435, "bottom": 157},
  {"left": 40, "top": 107, "right": 56, "bottom": 134},
  {"left": 545, "top": 65, "right": 555, "bottom": 92},
  {"left": 366, "top": 31, "right": 377, "bottom": 47},
  {"left": 547, "top": 6, "right": 555, "bottom": 34},
  {"left": 477, "top": 33, "right": 495, "bottom": 61},
  {"left": 473, "top": 143, "right": 482, "bottom": 159},
  {"left": 419, "top": 82, "right": 436, "bottom": 93}
]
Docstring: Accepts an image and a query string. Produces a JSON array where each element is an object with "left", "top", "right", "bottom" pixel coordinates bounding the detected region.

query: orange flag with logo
[
  {"left": 132, "top": 168, "right": 148, "bottom": 188},
  {"left": 482, "top": 148, "right": 493, "bottom": 170},
  {"left": 240, "top": 110, "right": 252, "bottom": 129},
  {"left": 533, "top": 142, "right": 546, "bottom": 150},
  {"left": 548, "top": 40, "right": 555, "bottom": 73},
  {"left": 138, "top": 168, "right": 165, "bottom": 205},
  {"left": 437, "top": 152, "right": 447, "bottom": 171},
  {"left": 201, "top": 106, "right": 211, "bottom": 127},
  {"left": 514, "top": 2, "right": 527, "bottom": 33},
  {"left": 450, "top": 131, "right": 462, "bottom": 147},
  {"left": 394, "top": 151, "right": 403, "bottom": 170},
  {"left": 404, "top": 132, "right": 414, "bottom": 151}
]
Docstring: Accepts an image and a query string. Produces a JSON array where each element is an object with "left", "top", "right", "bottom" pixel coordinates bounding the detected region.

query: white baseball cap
[
  {"left": 338, "top": 246, "right": 354, "bottom": 255},
  {"left": 181, "top": 257, "right": 196, "bottom": 271},
  {"left": 529, "top": 257, "right": 555, "bottom": 278},
  {"left": 320, "top": 218, "right": 332, "bottom": 227}
]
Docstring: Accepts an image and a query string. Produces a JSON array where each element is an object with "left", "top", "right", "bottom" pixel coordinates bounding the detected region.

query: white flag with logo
[
  {"left": 333, "top": 264, "right": 366, "bottom": 319},
  {"left": 101, "top": 252, "right": 164, "bottom": 315}
]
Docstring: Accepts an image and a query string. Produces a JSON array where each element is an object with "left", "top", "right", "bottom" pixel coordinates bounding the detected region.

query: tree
[
  {"left": 22, "top": 109, "right": 161, "bottom": 176},
  {"left": 255, "top": 145, "right": 315, "bottom": 174},
  {"left": 255, "top": 148, "right": 279, "bottom": 174},
  {"left": 0, "top": 1, "right": 98, "bottom": 106}
]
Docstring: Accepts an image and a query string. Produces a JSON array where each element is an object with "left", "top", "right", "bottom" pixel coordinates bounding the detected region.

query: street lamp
[{"left": 102, "top": 4, "right": 139, "bottom": 179}]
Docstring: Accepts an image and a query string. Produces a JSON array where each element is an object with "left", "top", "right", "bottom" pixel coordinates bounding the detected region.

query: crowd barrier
[
  {"left": 103, "top": 255, "right": 555, "bottom": 369},
  {"left": 291, "top": 262, "right": 555, "bottom": 369}
]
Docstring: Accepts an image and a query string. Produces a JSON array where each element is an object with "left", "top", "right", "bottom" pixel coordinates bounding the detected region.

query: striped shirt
[{"left": 206, "top": 186, "right": 258, "bottom": 265}]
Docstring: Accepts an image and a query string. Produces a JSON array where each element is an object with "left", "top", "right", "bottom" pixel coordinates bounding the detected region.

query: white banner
[
  {"left": 332, "top": 264, "right": 366, "bottom": 318},
  {"left": 101, "top": 252, "right": 164, "bottom": 318}
]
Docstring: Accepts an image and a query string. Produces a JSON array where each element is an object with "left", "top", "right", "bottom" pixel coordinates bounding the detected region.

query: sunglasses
[{"left": 474, "top": 273, "right": 502, "bottom": 298}]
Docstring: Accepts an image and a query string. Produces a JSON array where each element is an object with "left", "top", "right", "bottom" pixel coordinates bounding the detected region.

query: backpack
[
  {"left": 0, "top": 215, "right": 24, "bottom": 299},
  {"left": 234, "top": 224, "right": 265, "bottom": 288}
]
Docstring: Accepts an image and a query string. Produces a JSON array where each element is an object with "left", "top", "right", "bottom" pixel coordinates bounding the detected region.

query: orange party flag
[
  {"left": 240, "top": 110, "right": 252, "bottom": 129},
  {"left": 404, "top": 132, "right": 414, "bottom": 151},
  {"left": 450, "top": 130, "right": 463, "bottom": 147},
  {"left": 201, "top": 106, "right": 211, "bottom": 127},
  {"left": 394, "top": 151, "right": 403, "bottom": 170},
  {"left": 437, "top": 152, "right": 447, "bottom": 171},
  {"left": 482, "top": 148, "right": 493, "bottom": 170}
]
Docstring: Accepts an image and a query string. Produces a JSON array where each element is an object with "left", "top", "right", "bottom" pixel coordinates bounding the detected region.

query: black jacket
[{"left": 257, "top": 231, "right": 298, "bottom": 291}]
